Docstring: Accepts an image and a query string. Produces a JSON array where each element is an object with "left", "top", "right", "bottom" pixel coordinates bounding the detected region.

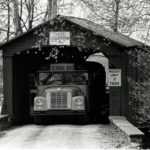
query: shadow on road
[{"left": 32, "top": 115, "right": 110, "bottom": 125}]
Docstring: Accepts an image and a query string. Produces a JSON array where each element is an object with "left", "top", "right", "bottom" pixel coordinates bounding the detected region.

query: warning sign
[{"left": 108, "top": 69, "right": 121, "bottom": 87}]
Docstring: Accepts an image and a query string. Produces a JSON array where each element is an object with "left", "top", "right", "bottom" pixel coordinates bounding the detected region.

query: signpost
[
  {"left": 49, "top": 32, "right": 70, "bottom": 45},
  {"left": 108, "top": 69, "right": 121, "bottom": 87}
]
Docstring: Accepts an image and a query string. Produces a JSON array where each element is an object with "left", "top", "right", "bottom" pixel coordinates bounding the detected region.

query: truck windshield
[{"left": 38, "top": 72, "right": 88, "bottom": 85}]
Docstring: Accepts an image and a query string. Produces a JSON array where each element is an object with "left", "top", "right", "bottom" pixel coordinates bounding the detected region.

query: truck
[
  {"left": 32, "top": 63, "right": 88, "bottom": 124},
  {"left": 29, "top": 62, "right": 109, "bottom": 124}
]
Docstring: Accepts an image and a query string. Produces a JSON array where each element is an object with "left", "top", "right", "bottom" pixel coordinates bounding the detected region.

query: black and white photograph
[{"left": 0, "top": 0, "right": 150, "bottom": 149}]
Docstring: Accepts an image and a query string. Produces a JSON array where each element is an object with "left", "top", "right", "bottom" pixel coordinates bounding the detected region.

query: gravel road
[{"left": 0, "top": 124, "right": 132, "bottom": 149}]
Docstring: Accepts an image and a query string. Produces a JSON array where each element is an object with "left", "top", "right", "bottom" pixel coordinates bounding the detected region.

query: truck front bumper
[{"left": 34, "top": 110, "right": 85, "bottom": 116}]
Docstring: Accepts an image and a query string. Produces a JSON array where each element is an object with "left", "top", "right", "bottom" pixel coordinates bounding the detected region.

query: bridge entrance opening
[{"left": 12, "top": 47, "right": 109, "bottom": 124}]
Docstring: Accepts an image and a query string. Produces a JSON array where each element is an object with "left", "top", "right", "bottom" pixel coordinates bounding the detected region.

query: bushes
[{"left": 128, "top": 48, "right": 150, "bottom": 130}]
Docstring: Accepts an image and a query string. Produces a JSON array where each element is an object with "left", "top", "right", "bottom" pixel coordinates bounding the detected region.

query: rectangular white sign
[
  {"left": 108, "top": 69, "right": 121, "bottom": 87},
  {"left": 49, "top": 32, "right": 70, "bottom": 45},
  {"left": 50, "top": 63, "right": 74, "bottom": 72}
]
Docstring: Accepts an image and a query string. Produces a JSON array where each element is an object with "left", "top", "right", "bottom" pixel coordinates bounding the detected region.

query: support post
[{"left": 2, "top": 55, "right": 13, "bottom": 116}]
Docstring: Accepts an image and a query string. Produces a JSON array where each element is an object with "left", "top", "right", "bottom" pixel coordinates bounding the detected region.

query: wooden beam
[{"left": 2, "top": 55, "right": 13, "bottom": 116}]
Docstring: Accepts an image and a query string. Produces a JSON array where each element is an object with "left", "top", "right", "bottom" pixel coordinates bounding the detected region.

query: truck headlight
[
  {"left": 34, "top": 97, "right": 45, "bottom": 106},
  {"left": 72, "top": 96, "right": 85, "bottom": 110},
  {"left": 74, "top": 97, "right": 84, "bottom": 105}
]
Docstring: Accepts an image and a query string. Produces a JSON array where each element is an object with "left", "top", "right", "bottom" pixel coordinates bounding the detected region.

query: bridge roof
[
  {"left": 65, "top": 16, "right": 143, "bottom": 47},
  {"left": 0, "top": 15, "right": 145, "bottom": 49}
]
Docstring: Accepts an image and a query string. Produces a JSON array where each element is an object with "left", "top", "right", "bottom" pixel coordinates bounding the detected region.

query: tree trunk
[
  {"left": 7, "top": 0, "right": 10, "bottom": 41},
  {"left": 12, "top": 0, "right": 23, "bottom": 36},
  {"left": 25, "top": 0, "right": 34, "bottom": 29},
  {"left": 47, "top": 0, "right": 57, "bottom": 20},
  {"left": 114, "top": 0, "right": 120, "bottom": 32}
]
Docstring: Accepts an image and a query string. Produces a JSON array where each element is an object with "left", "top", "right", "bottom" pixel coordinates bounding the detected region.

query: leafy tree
[
  {"left": 76, "top": 0, "right": 150, "bottom": 44},
  {"left": 0, "top": 0, "right": 48, "bottom": 42},
  {"left": 127, "top": 47, "right": 150, "bottom": 130}
]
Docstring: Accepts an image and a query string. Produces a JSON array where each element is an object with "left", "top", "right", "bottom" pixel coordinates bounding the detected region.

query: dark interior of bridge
[{"left": 12, "top": 46, "right": 109, "bottom": 124}]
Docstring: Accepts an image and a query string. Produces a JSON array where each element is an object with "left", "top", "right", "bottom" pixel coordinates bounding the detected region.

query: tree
[
  {"left": 128, "top": 47, "right": 150, "bottom": 130},
  {"left": 12, "top": 0, "right": 22, "bottom": 36},
  {"left": 21, "top": 0, "right": 47, "bottom": 30},
  {"left": 24, "top": 0, "right": 35, "bottom": 29},
  {"left": 0, "top": 0, "right": 48, "bottom": 42},
  {"left": 77, "top": 0, "right": 150, "bottom": 43},
  {"left": 6, "top": 0, "right": 10, "bottom": 41},
  {"left": 47, "top": 0, "right": 57, "bottom": 19}
]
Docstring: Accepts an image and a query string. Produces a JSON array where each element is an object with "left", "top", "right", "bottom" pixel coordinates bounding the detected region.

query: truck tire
[
  {"left": 78, "top": 115, "right": 87, "bottom": 125},
  {"left": 34, "top": 115, "right": 42, "bottom": 125}
]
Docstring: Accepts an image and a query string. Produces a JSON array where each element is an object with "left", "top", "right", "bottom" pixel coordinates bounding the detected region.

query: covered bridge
[{"left": 0, "top": 15, "right": 143, "bottom": 124}]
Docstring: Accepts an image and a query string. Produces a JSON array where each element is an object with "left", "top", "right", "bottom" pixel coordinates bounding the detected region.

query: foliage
[
  {"left": 128, "top": 47, "right": 150, "bottom": 129},
  {"left": 0, "top": 0, "right": 150, "bottom": 45},
  {"left": 76, "top": 0, "right": 150, "bottom": 45}
]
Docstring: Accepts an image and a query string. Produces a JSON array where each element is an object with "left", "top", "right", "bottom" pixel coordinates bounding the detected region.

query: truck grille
[{"left": 51, "top": 92, "right": 68, "bottom": 109}]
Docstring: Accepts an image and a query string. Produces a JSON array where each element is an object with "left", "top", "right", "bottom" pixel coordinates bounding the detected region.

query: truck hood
[{"left": 42, "top": 86, "right": 83, "bottom": 97}]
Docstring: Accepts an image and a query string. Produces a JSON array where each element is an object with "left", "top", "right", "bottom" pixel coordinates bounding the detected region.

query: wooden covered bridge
[{"left": 0, "top": 15, "right": 143, "bottom": 124}]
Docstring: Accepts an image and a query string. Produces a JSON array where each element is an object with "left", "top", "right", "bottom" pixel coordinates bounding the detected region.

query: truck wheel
[
  {"left": 34, "top": 115, "right": 42, "bottom": 125},
  {"left": 78, "top": 115, "right": 87, "bottom": 125}
]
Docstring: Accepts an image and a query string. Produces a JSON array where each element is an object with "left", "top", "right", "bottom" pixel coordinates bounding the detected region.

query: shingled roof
[{"left": 0, "top": 15, "right": 144, "bottom": 48}]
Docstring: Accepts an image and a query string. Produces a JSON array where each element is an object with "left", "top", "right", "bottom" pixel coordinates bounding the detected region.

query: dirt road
[{"left": 0, "top": 124, "right": 131, "bottom": 149}]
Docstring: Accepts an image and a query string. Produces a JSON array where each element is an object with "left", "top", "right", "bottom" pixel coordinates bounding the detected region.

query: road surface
[{"left": 0, "top": 124, "right": 131, "bottom": 149}]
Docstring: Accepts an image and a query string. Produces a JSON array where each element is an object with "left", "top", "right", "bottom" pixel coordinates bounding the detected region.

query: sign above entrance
[
  {"left": 49, "top": 32, "right": 70, "bottom": 45},
  {"left": 108, "top": 69, "right": 121, "bottom": 87},
  {"left": 50, "top": 63, "right": 74, "bottom": 72}
]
